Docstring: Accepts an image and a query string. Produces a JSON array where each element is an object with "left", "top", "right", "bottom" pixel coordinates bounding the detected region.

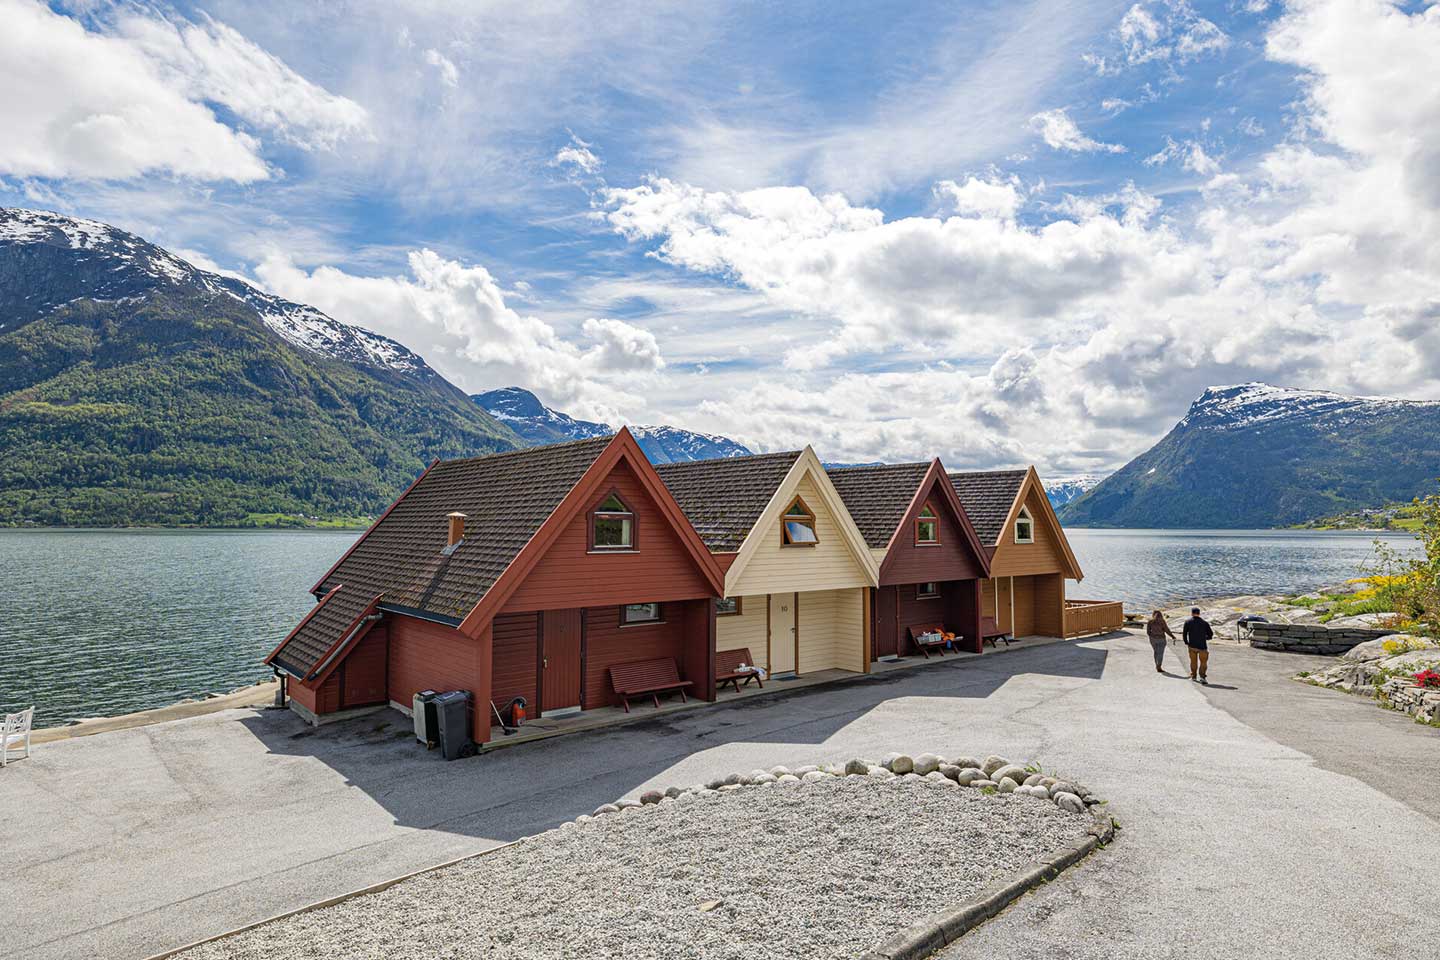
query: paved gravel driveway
[{"left": 5, "top": 631, "right": 1438, "bottom": 959}]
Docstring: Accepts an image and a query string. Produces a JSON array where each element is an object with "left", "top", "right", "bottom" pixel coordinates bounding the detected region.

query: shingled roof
[
  {"left": 825, "top": 462, "right": 933, "bottom": 550},
  {"left": 655, "top": 452, "right": 802, "bottom": 552},
  {"left": 270, "top": 435, "right": 614, "bottom": 677},
  {"left": 947, "top": 470, "right": 1027, "bottom": 546}
]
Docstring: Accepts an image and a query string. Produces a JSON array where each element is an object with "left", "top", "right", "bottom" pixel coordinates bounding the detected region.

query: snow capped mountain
[
  {"left": 473, "top": 387, "right": 752, "bottom": 463},
  {"left": 473, "top": 386, "right": 612, "bottom": 442},
  {"left": 0, "top": 207, "right": 428, "bottom": 376},
  {"left": 627, "top": 424, "right": 752, "bottom": 464},
  {"left": 1044, "top": 475, "right": 1103, "bottom": 507},
  {"left": 1, "top": 208, "right": 519, "bottom": 526},
  {"left": 1060, "top": 382, "right": 1440, "bottom": 528},
  {"left": 1178, "top": 382, "right": 1434, "bottom": 431}
]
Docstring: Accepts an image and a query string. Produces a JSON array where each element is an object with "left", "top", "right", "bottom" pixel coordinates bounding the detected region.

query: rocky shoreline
[{"left": 1149, "top": 588, "right": 1439, "bottom": 727}]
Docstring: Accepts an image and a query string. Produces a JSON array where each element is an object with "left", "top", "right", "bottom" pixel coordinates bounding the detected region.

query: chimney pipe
[{"left": 446, "top": 511, "right": 466, "bottom": 547}]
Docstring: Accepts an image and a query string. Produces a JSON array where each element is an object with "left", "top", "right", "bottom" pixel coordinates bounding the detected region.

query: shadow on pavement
[{"left": 238, "top": 639, "right": 1111, "bottom": 841}]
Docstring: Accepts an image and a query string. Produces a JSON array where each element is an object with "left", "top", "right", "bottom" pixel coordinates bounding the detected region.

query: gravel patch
[{"left": 177, "top": 775, "right": 1091, "bottom": 960}]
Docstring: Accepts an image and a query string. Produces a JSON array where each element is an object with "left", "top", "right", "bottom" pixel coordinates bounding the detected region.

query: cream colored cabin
[{"left": 669, "top": 449, "right": 878, "bottom": 677}]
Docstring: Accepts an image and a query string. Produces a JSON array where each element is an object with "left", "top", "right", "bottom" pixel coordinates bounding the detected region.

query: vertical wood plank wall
[
  {"left": 339, "top": 625, "right": 388, "bottom": 708},
  {"left": 715, "top": 596, "right": 771, "bottom": 670},
  {"left": 491, "top": 612, "right": 540, "bottom": 716},
  {"left": 795, "top": 587, "right": 866, "bottom": 674}
]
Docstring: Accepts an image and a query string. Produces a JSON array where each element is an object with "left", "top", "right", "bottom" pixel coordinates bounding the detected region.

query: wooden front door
[
  {"left": 769, "top": 593, "right": 799, "bottom": 676},
  {"left": 873, "top": 586, "right": 898, "bottom": 659},
  {"left": 541, "top": 608, "right": 583, "bottom": 713}
]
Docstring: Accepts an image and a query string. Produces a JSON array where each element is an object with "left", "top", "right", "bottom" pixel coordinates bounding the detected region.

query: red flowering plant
[{"left": 1414, "top": 669, "right": 1440, "bottom": 689}]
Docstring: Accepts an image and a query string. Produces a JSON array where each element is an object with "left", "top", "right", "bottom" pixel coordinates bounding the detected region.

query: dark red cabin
[
  {"left": 266, "top": 429, "right": 725, "bottom": 744},
  {"left": 827, "top": 460, "right": 991, "bottom": 657}
]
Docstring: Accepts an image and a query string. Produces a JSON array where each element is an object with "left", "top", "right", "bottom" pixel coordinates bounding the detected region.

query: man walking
[{"left": 1183, "top": 607, "right": 1213, "bottom": 684}]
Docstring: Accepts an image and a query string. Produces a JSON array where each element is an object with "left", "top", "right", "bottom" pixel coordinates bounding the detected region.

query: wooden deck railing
[{"left": 1063, "top": 599, "right": 1125, "bottom": 638}]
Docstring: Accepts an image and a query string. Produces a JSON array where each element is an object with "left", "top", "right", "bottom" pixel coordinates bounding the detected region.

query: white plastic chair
[{"left": 1, "top": 707, "right": 33, "bottom": 766}]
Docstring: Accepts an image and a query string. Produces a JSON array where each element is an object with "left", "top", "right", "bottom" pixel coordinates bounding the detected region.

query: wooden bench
[
  {"left": 609, "top": 657, "right": 693, "bottom": 712},
  {"left": 716, "top": 648, "right": 764, "bottom": 694},
  {"left": 907, "top": 623, "right": 953, "bottom": 659},
  {"left": 981, "top": 616, "right": 1011, "bottom": 648}
]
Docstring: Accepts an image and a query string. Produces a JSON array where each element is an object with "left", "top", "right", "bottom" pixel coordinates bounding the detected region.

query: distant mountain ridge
[
  {"left": 1059, "top": 382, "right": 1440, "bottom": 528},
  {"left": 0, "top": 208, "right": 431, "bottom": 376},
  {"left": 1044, "top": 475, "right": 1102, "bottom": 507},
  {"left": 0, "top": 207, "right": 517, "bottom": 525},
  {"left": 473, "top": 387, "right": 752, "bottom": 464}
]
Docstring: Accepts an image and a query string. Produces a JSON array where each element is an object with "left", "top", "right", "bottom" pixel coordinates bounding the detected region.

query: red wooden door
[
  {"left": 542, "top": 609, "right": 583, "bottom": 712},
  {"left": 874, "top": 586, "right": 898, "bottom": 658},
  {"left": 339, "top": 631, "right": 386, "bottom": 707}
]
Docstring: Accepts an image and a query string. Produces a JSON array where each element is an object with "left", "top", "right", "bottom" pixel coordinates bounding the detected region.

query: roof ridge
[
  {"left": 827, "top": 461, "right": 929, "bottom": 473},
  {"left": 654, "top": 449, "right": 801, "bottom": 472},
  {"left": 947, "top": 468, "right": 1028, "bottom": 477},
  {"left": 436, "top": 433, "right": 615, "bottom": 468}
]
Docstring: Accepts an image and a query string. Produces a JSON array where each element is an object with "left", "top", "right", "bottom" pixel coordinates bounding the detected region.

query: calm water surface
[
  {"left": 0, "top": 529, "right": 359, "bottom": 724},
  {"left": 1067, "top": 528, "right": 1419, "bottom": 610},
  {"left": 0, "top": 527, "right": 1423, "bottom": 725}
]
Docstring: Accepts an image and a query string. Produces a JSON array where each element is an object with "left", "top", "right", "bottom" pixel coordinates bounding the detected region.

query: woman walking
[{"left": 1146, "top": 610, "right": 1176, "bottom": 673}]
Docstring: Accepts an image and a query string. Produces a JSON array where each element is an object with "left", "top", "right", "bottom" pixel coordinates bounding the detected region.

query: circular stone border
[
  {"left": 151, "top": 751, "right": 1112, "bottom": 960},
  {"left": 574, "top": 750, "right": 1114, "bottom": 960}
]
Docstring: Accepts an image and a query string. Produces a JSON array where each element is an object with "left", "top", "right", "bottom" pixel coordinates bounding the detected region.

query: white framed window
[
  {"left": 620, "top": 602, "right": 662, "bottom": 625},
  {"left": 1014, "top": 506, "right": 1035, "bottom": 544},
  {"left": 592, "top": 491, "right": 634, "bottom": 550},
  {"left": 915, "top": 502, "right": 939, "bottom": 545},
  {"left": 781, "top": 497, "right": 818, "bottom": 546},
  {"left": 917, "top": 582, "right": 940, "bottom": 599}
]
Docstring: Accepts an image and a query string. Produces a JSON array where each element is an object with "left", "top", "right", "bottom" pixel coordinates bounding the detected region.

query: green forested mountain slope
[
  {"left": 1059, "top": 383, "right": 1440, "bottom": 528},
  {"left": 0, "top": 208, "right": 518, "bottom": 525}
]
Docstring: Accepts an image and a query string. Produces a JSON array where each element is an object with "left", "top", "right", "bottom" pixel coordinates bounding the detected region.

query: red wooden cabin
[
  {"left": 266, "top": 429, "right": 725, "bottom": 745},
  {"left": 827, "top": 460, "right": 991, "bottom": 658}
]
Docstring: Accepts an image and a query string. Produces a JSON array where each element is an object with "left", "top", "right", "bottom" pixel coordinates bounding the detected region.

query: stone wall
[
  {"left": 1247, "top": 622, "right": 1396, "bottom": 655},
  {"left": 1380, "top": 678, "right": 1440, "bottom": 724}
]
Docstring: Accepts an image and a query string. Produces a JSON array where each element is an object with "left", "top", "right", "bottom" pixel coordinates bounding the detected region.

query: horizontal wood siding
[
  {"left": 287, "top": 675, "right": 335, "bottom": 715},
  {"left": 796, "top": 587, "right": 865, "bottom": 674},
  {"left": 386, "top": 614, "right": 492, "bottom": 742},
  {"left": 881, "top": 474, "right": 987, "bottom": 586},
  {"left": 1064, "top": 598, "right": 1126, "bottom": 637},
  {"left": 716, "top": 596, "right": 770, "bottom": 671},
  {"left": 895, "top": 581, "right": 949, "bottom": 654},
  {"left": 502, "top": 460, "right": 715, "bottom": 614},
  {"left": 491, "top": 611, "right": 539, "bottom": 715},
  {"left": 583, "top": 603, "right": 688, "bottom": 709},
  {"left": 730, "top": 473, "right": 871, "bottom": 598},
  {"left": 990, "top": 486, "right": 1067, "bottom": 578}
]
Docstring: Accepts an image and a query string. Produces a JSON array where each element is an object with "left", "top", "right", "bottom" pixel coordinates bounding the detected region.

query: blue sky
[{"left": 4, "top": 0, "right": 1440, "bottom": 476}]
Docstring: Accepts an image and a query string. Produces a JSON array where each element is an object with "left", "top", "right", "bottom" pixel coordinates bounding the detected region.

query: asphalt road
[{"left": 4, "top": 631, "right": 1437, "bottom": 959}]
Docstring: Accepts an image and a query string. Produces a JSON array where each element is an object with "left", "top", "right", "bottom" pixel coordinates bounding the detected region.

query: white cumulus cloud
[
  {"left": 252, "top": 249, "right": 664, "bottom": 420},
  {"left": 1029, "top": 109, "right": 1127, "bottom": 154},
  {"left": 0, "top": 1, "right": 366, "bottom": 182},
  {"left": 596, "top": 0, "right": 1440, "bottom": 472}
]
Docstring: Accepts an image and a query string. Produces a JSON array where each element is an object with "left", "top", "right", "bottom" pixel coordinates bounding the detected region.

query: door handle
[{"left": 543, "top": 657, "right": 549, "bottom": 668}]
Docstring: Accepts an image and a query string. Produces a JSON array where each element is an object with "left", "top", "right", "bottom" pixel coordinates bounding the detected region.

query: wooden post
[{"left": 862, "top": 587, "right": 872, "bottom": 674}]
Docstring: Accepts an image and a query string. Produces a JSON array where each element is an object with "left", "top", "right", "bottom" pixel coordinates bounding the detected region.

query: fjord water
[
  {"left": 0, "top": 527, "right": 1422, "bottom": 726},
  {"left": 1066, "top": 527, "right": 1419, "bottom": 610},
  {"left": 0, "top": 529, "right": 359, "bottom": 724}
]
